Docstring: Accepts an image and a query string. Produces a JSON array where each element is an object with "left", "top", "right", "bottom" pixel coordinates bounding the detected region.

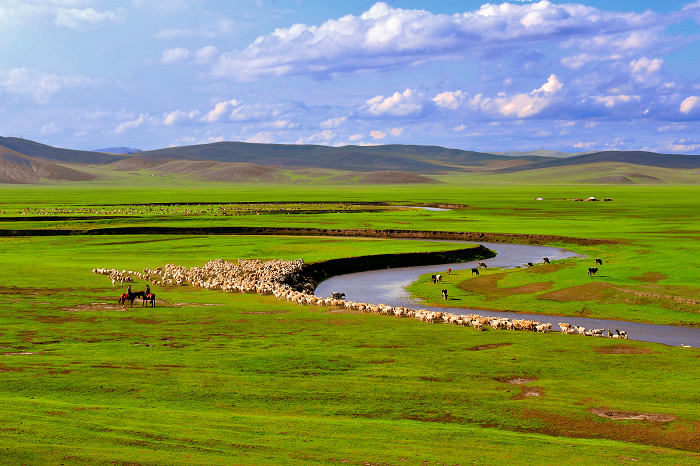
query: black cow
[
  {"left": 595, "top": 258, "right": 603, "bottom": 265},
  {"left": 471, "top": 268, "right": 479, "bottom": 276},
  {"left": 441, "top": 289, "right": 448, "bottom": 300},
  {"left": 587, "top": 267, "right": 598, "bottom": 277}
]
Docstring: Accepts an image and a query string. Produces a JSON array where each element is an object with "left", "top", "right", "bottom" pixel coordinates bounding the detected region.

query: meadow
[{"left": 0, "top": 181, "right": 698, "bottom": 464}]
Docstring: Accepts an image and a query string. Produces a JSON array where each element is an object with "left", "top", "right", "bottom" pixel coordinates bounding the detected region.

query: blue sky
[{"left": 1, "top": 0, "right": 699, "bottom": 153}]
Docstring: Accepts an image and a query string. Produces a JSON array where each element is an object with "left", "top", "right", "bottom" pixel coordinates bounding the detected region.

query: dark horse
[
  {"left": 142, "top": 293, "right": 156, "bottom": 307},
  {"left": 124, "top": 285, "right": 146, "bottom": 307}
]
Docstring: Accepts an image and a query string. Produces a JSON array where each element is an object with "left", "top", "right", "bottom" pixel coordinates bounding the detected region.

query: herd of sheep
[{"left": 93, "top": 258, "right": 627, "bottom": 338}]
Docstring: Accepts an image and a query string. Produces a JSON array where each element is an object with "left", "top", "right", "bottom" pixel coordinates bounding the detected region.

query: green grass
[{"left": 0, "top": 181, "right": 698, "bottom": 463}]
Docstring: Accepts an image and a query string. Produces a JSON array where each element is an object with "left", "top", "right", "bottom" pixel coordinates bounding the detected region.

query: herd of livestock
[{"left": 93, "top": 257, "right": 628, "bottom": 339}]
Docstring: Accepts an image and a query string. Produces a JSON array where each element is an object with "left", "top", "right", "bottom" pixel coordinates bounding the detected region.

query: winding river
[{"left": 315, "top": 241, "right": 699, "bottom": 347}]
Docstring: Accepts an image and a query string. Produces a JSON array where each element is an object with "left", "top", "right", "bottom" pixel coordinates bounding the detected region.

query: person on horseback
[{"left": 145, "top": 283, "right": 151, "bottom": 297}]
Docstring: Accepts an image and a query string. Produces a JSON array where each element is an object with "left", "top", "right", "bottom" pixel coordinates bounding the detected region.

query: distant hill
[
  {"left": 0, "top": 146, "right": 93, "bottom": 183},
  {"left": 127, "top": 142, "right": 519, "bottom": 173},
  {"left": 94, "top": 147, "right": 141, "bottom": 154},
  {"left": 1, "top": 136, "right": 698, "bottom": 184},
  {"left": 496, "top": 151, "right": 700, "bottom": 173},
  {"left": 0, "top": 137, "right": 120, "bottom": 164}
]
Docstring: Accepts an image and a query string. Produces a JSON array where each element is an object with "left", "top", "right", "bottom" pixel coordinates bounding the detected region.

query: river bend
[{"left": 315, "top": 242, "right": 699, "bottom": 347}]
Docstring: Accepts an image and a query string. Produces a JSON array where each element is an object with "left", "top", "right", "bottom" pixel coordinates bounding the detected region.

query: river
[{"left": 315, "top": 241, "right": 699, "bottom": 347}]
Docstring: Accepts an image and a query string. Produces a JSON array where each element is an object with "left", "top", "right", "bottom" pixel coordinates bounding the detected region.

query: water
[{"left": 315, "top": 242, "right": 699, "bottom": 347}]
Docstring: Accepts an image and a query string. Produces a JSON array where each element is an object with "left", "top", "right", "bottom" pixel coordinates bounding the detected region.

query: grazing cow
[
  {"left": 435, "top": 274, "right": 442, "bottom": 284},
  {"left": 471, "top": 268, "right": 479, "bottom": 276},
  {"left": 478, "top": 262, "right": 488, "bottom": 268},
  {"left": 587, "top": 267, "right": 598, "bottom": 277},
  {"left": 527, "top": 262, "right": 534, "bottom": 267},
  {"left": 595, "top": 258, "right": 603, "bottom": 265},
  {"left": 331, "top": 292, "right": 345, "bottom": 299},
  {"left": 441, "top": 288, "right": 448, "bottom": 300},
  {"left": 431, "top": 274, "right": 437, "bottom": 283},
  {"left": 543, "top": 257, "right": 550, "bottom": 264}
]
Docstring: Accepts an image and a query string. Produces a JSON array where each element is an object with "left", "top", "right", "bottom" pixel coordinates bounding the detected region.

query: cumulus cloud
[
  {"left": 0, "top": 67, "right": 94, "bottom": 103},
  {"left": 433, "top": 90, "right": 466, "bottom": 110},
  {"left": 475, "top": 74, "right": 564, "bottom": 118},
  {"left": 366, "top": 88, "right": 424, "bottom": 116},
  {"left": 202, "top": 98, "right": 241, "bottom": 123},
  {"left": 211, "top": 1, "right": 669, "bottom": 80},
  {"left": 370, "top": 130, "right": 386, "bottom": 139},
  {"left": 680, "top": 96, "right": 700, "bottom": 114},
  {"left": 389, "top": 127, "right": 403, "bottom": 136},
  {"left": 54, "top": 7, "right": 122, "bottom": 28},
  {"left": 163, "top": 109, "right": 200, "bottom": 125}
]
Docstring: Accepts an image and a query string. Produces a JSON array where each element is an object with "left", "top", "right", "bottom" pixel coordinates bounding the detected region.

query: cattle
[
  {"left": 441, "top": 289, "right": 448, "bottom": 300},
  {"left": 587, "top": 267, "right": 598, "bottom": 277},
  {"left": 478, "top": 262, "right": 488, "bottom": 268},
  {"left": 527, "top": 262, "right": 534, "bottom": 267},
  {"left": 543, "top": 257, "right": 550, "bottom": 264},
  {"left": 471, "top": 268, "right": 479, "bottom": 276},
  {"left": 595, "top": 258, "right": 603, "bottom": 265},
  {"left": 435, "top": 274, "right": 442, "bottom": 284},
  {"left": 331, "top": 292, "right": 345, "bottom": 299}
]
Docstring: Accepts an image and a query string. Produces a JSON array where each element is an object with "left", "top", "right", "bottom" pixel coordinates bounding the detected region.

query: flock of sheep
[{"left": 93, "top": 258, "right": 628, "bottom": 339}]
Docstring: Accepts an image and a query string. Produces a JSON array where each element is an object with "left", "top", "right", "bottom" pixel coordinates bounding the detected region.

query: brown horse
[{"left": 142, "top": 293, "right": 156, "bottom": 307}]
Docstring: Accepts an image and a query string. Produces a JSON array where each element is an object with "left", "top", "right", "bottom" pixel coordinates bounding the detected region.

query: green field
[{"left": 0, "top": 181, "right": 698, "bottom": 464}]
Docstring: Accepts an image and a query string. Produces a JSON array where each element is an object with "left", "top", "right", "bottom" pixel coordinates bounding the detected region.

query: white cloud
[
  {"left": 366, "top": 88, "right": 423, "bottom": 116},
  {"left": 370, "top": 130, "right": 386, "bottom": 139},
  {"left": 54, "top": 7, "right": 121, "bottom": 28},
  {"left": 433, "top": 90, "right": 466, "bottom": 110},
  {"left": 202, "top": 98, "right": 241, "bottom": 123},
  {"left": 40, "top": 123, "right": 61, "bottom": 135},
  {"left": 0, "top": 67, "right": 93, "bottom": 103},
  {"left": 680, "top": 96, "right": 700, "bottom": 114},
  {"left": 211, "top": 1, "right": 666, "bottom": 80},
  {"left": 162, "top": 47, "right": 192, "bottom": 64},
  {"left": 630, "top": 56, "right": 662, "bottom": 74},
  {"left": 163, "top": 109, "right": 200, "bottom": 125},
  {"left": 320, "top": 116, "right": 347, "bottom": 129},
  {"left": 389, "top": 127, "right": 403, "bottom": 136},
  {"left": 493, "top": 74, "right": 563, "bottom": 118},
  {"left": 194, "top": 46, "right": 219, "bottom": 65},
  {"left": 115, "top": 113, "right": 148, "bottom": 133},
  {"left": 245, "top": 132, "right": 274, "bottom": 143},
  {"left": 590, "top": 94, "right": 640, "bottom": 108},
  {"left": 452, "top": 124, "right": 467, "bottom": 132},
  {"left": 348, "top": 134, "right": 364, "bottom": 142}
]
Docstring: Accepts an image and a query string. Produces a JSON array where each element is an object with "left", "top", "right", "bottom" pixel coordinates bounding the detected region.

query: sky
[{"left": 1, "top": 0, "right": 699, "bottom": 153}]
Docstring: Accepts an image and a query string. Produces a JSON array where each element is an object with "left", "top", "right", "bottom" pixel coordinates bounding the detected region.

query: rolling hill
[{"left": 0, "top": 136, "right": 698, "bottom": 184}]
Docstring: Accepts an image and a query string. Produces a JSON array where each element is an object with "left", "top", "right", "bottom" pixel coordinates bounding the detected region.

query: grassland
[{"left": 0, "top": 181, "right": 698, "bottom": 464}]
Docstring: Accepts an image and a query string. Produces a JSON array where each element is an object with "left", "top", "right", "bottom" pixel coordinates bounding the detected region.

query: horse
[
  {"left": 587, "top": 267, "right": 598, "bottom": 277},
  {"left": 471, "top": 268, "right": 479, "bottom": 276},
  {"left": 478, "top": 262, "right": 487, "bottom": 268},
  {"left": 543, "top": 257, "right": 550, "bottom": 264},
  {"left": 142, "top": 293, "right": 156, "bottom": 308},
  {"left": 441, "top": 289, "right": 448, "bottom": 300},
  {"left": 125, "top": 286, "right": 146, "bottom": 307},
  {"left": 118, "top": 293, "right": 128, "bottom": 307},
  {"left": 595, "top": 258, "right": 603, "bottom": 265}
]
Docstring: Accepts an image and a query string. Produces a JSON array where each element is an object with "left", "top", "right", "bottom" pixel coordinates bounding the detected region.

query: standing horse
[
  {"left": 125, "top": 285, "right": 146, "bottom": 308},
  {"left": 142, "top": 293, "right": 156, "bottom": 308}
]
